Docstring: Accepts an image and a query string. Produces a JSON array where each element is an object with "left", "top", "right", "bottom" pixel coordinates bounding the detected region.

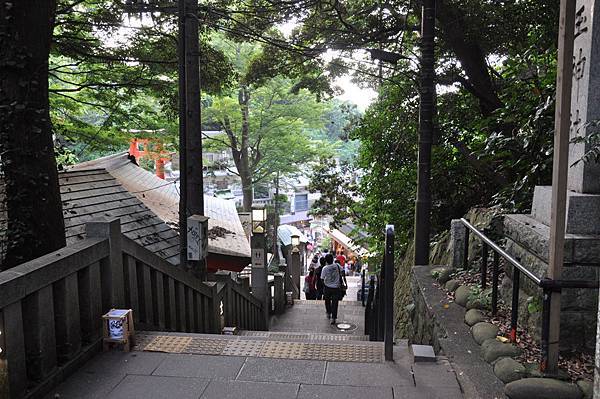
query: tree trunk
[
  {"left": 0, "top": 0, "right": 66, "bottom": 270},
  {"left": 238, "top": 87, "right": 253, "bottom": 211}
]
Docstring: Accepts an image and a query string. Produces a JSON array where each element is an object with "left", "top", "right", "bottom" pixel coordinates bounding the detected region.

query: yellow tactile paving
[
  {"left": 185, "top": 337, "right": 229, "bottom": 355},
  {"left": 136, "top": 334, "right": 383, "bottom": 363},
  {"left": 259, "top": 341, "right": 306, "bottom": 359},
  {"left": 144, "top": 336, "right": 192, "bottom": 353}
]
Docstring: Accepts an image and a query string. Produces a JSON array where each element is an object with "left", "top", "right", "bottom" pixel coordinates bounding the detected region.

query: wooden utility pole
[
  {"left": 414, "top": 0, "right": 436, "bottom": 266},
  {"left": 183, "top": 0, "right": 205, "bottom": 277},
  {"left": 545, "top": 0, "right": 576, "bottom": 374}
]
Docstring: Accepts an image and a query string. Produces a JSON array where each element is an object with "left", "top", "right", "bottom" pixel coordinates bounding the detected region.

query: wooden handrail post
[{"left": 86, "top": 219, "right": 125, "bottom": 309}]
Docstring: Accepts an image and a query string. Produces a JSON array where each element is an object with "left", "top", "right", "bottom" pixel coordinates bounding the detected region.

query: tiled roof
[
  {"left": 69, "top": 152, "right": 250, "bottom": 260},
  {"left": 60, "top": 169, "right": 181, "bottom": 264}
]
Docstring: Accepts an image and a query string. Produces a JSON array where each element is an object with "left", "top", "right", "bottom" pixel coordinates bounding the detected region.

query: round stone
[
  {"left": 471, "top": 322, "right": 499, "bottom": 345},
  {"left": 481, "top": 338, "right": 521, "bottom": 363},
  {"left": 464, "top": 309, "right": 486, "bottom": 326},
  {"left": 455, "top": 285, "right": 471, "bottom": 307},
  {"left": 445, "top": 279, "right": 460, "bottom": 292},
  {"left": 504, "top": 378, "right": 583, "bottom": 399},
  {"left": 576, "top": 379, "right": 593, "bottom": 399},
  {"left": 493, "top": 357, "right": 526, "bottom": 383}
]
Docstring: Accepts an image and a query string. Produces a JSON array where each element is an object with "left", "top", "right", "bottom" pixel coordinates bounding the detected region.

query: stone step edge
[{"left": 136, "top": 331, "right": 386, "bottom": 346}]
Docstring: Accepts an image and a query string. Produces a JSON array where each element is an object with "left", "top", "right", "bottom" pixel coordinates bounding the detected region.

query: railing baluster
[
  {"left": 176, "top": 282, "right": 186, "bottom": 332},
  {"left": 192, "top": 293, "right": 199, "bottom": 332},
  {"left": 491, "top": 251, "right": 499, "bottom": 315},
  {"left": 377, "top": 273, "right": 384, "bottom": 341},
  {"left": 463, "top": 227, "right": 470, "bottom": 269},
  {"left": 124, "top": 256, "right": 139, "bottom": 323},
  {"left": 510, "top": 268, "right": 520, "bottom": 342},
  {"left": 1, "top": 302, "right": 28, "bottom": 398},
  {"left": 481, "top": 243, "right": 488, "bottom": 289},
  {"left": 22, "top": 286, "right": 57, "bottom": 381},
  {"left": 185, "top": 287, "right": 194, "bottom": 332},
  {"left": 153, "top": 271, "right": 165, "bottom": 330},
  {"left": 78, "top": 262, "right": 103, "bottom": 343},
  {"left": 140, "top": 264, "right": 153, "bottom": 325},
  {"left": 204, "top": 295, "right": 211, "bottom": 333},
  {"left": 53, "top": 274, "right": 82, "bottom": 363},
  {"left": 540, "top": 287, "right": 552, "bottom": 372},
  {"left": 166, "top": 278, "right": 176, "bottom": 330}
]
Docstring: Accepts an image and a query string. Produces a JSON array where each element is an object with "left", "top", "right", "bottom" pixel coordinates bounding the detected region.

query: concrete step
[
  {"left": 294, "top": 299, "right": 363, "bottom": 307},
  {"left": 238, "top": 330, "right": 371, "bottom": 343}
]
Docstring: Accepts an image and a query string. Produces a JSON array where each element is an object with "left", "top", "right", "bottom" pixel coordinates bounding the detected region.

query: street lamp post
[
  {"left": 290, "top": 234, "right": 301, "bottom": 299},
  {"left": 250, "top": 204, "right": 269, "bottom": 330}
]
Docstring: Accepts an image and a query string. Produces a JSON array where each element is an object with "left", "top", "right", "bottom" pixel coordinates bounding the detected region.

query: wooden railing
[
  {"left": 0, "top": 236, "right": 111, "bottom": 399},
  {"left": 215, "top": 272, "right": 265, "bottom": 331},
  {"left": 0, "top": 218, "right": 267, "bottom": 399},
  {"left": 122, "top": 236, "right": 220, "bottom": 334}
]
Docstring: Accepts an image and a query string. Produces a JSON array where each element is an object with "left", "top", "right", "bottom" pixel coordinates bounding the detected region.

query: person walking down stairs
[
  {"left": 321, "top": 253, "right": 348, "bottom": 325},
  {"left": 304, "top": 267, "right": 318, "bottom": 300}
]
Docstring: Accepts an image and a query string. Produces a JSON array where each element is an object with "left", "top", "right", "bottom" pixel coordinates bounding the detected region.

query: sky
[
  {"left": 278, "top": 21, "right": 378, "bottom": 111},
  {"left": 335, "top": 75, "right": 378, "bottom": 111}
]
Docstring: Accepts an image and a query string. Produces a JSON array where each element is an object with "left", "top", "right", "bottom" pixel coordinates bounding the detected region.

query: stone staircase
[
  {"left": 132, "top": 298, "right": 384, "bottom": 363},
  {"left": 44, "top": 296, "right": 465, "bottom": 399}
]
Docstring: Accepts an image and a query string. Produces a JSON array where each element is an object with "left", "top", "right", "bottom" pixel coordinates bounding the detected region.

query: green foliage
[
  {"left": 54, "top": 145, "right": 79, "bottom": 170},
  {"left": 527, "top": 296, "right": 542, "bottom": 314},
  {"left": 303, "top": 2, "right": 561, "bottom": 261},
  {"left": 467, "top": 286, "right": 493, "bottom": 310},
  {"left": 202, "top": 37, "right": 333, "bottom": 202}
]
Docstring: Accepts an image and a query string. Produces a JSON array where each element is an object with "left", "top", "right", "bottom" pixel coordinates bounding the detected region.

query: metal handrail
[
  {"left": 460, "top": 217, "right": 600, "bottom": 373},
  {"left": 363, "top": 226, "right": 395, "bottom": 362},
  {"left": 460, "top": 218, "right": 542, "bottom": 285}
]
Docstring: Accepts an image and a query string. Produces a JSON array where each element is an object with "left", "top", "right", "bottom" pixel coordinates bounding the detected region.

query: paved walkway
[
  {"left": 45, "top": 345, "right": 463, "bottom": 399},
  {"left": 44, "top": 274, "right": 464, "bottom": 399}
]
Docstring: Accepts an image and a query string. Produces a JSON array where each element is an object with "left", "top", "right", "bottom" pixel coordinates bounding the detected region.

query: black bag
[{"left": 337, "top": 265, "right": 348, "bottom": 297}]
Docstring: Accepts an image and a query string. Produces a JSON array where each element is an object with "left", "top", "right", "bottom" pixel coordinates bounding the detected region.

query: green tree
[
  {"left": 203, "top": 38, "right": 328, "bottom": 210},
  {"left": 204, "top": 75, "right": 325, "bottom": 210}
]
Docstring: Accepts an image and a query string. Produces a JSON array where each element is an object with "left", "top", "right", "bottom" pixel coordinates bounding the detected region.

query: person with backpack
[{"left": 320, "top": 253, "right": 347, "bottom": 325}]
